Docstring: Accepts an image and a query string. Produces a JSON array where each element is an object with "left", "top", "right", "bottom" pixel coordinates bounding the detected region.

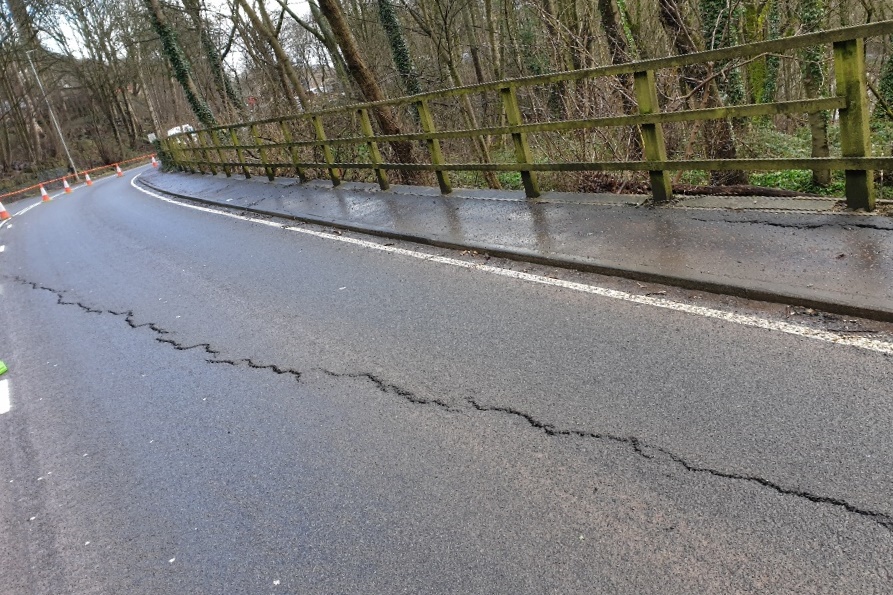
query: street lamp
[{"left": 25, "top": 49, "right": 79, "bottom": 181}]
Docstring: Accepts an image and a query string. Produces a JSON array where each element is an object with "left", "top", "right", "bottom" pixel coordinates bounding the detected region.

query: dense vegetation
[{"left": 1, "top": 0, "right": 892, "bottom": 196}]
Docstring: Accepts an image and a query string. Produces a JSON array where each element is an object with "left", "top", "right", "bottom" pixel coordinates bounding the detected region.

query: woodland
[{"left": 1, "top": 0, "right": 892, "bottom": 195}]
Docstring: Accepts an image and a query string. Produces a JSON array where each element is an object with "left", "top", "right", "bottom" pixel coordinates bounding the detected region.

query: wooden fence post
[
  {"left": 500, "top": 85, "right": 540, "bottom": 199},
  {"left": 204, "top": 130, "right": 230, "bottom": 177},
  {"left": 416, "top": 99, "right": 452, "bottom": 194},
  {"left": 312, "top": 115, "right": 341, "bottom": 186},
  {"left": 358, "top": 108, "right": 389, "bottom": 190},
  {"left": 278, "top": 120, "right": 307, "bottom": 182},
  {"left": 196, "top": 131, "right": 218, "bottom": 176},
  {"left": 229, "top": 128, "right": 251, "bottom": 178},
  {"left": 250, "top": 124, "right": 275, "bottom": 181},
  {"left": 633, "top": 70, "right": 672, "bottom": 203},
  {"left": 163, "top": 138, "right": 184, "bottom": 172},
  {"left": 834, "top": 38, "right": 875, "bottom": 211},
  {"left": 181, "top": 134, "right": 201, "bottom": 174}
]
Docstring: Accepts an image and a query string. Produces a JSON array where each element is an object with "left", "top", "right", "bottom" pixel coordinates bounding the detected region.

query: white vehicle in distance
[{"left": 166, "top": 124, "right": 197, "bottom": 142}]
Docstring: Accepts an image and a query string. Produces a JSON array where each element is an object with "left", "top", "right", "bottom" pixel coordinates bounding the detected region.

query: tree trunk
[
  {"left": 597, "top": 0, "right": 641, "bottom": 159},
  {"left": 378, "top": 0, "right": 422, "bottom": 95},
  {"left": 874, "top": 35, "right": 893, "bottom": 119},
  {"left": 235, "top": 0, "right": 311, "bottom": 110},
  {"left": 316, "top": 0, "right": 416, "bottom": 169},
  {"left": 143, "top": 0, "right": 216, "bottom": 128},
  {"left": 278, "top": 0, "right": 355, "bottom": 97},
  {"left": 799, "top": 0, "right": 830, "bottom": 186},
  {"left": 761, "top": 0, "right": 781, "bottom": 104},
  {"left": 182, "top": 0, "right": 245, "bottom": 119},
  {"left": 657, "top": 0, "right": 746, "bottom": 185}
]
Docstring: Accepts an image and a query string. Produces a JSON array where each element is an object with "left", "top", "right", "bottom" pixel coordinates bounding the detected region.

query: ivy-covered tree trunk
[
  {"left": 377, "top": 0, "right": 421, "bottom": 96},
  {"left": 143, "top": 0, "right": 216, "bottom": 129},
  {"left": 316, "top": 0, "right": 417, "bottom": 171},
  {"left": 181, "top": 0, "right": 244, "bottom": 119},
  {"left": 700, "top": 0, "right": 745, "bottom": 110},
  {"left": 799, "top": 0, "right": 830, "bottom": 186},
  {"left": 761, "top": 0, "right": 781, "bottom": 104}
]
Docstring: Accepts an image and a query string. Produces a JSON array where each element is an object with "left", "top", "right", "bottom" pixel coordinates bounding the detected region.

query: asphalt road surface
[{"left": 1, "top": 168, "right": 892, "bottom": 594}]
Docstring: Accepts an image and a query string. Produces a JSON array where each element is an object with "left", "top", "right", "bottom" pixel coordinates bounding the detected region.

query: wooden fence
[{"left": 161, "top": 20, "right": 893, "bottom": 211}]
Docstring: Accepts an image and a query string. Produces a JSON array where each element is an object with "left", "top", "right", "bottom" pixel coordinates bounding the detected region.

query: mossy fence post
[
  {"left": 158, "top": 21, "right": 893, "bottom": 212},
  {"left": 500, "top": 85, "right": 540, "bottom": 199},
  {"left": 833, "top": 38, "right": 874, "bottom": 210},
  {"left": 312, "top": 115, "right": 341, "bottom": 186},
  {"left": 633, "top": 69, "right": 672, "bottom": 203},
  {"left": 416, "top": 99, "right": 452, "bottom": 194},
  {"left": 205, "top": 130, "right": 231, "bottom": 177},
  {"left": 279, "top": 121, "right": 308, "bottom": 182},
  {"left": 358, "top": 108, "right": 390, "bottom": 190},
  {"left": 229, "top": 128, "right": 251, "bottom": 178},
  {"left": 250, "top": 124, "right": 275, "bottom": 181}
]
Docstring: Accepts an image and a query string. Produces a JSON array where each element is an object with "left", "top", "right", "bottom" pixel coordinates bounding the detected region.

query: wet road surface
[{"left": 1, "top": 170, "right": 892, "bottom": 593}]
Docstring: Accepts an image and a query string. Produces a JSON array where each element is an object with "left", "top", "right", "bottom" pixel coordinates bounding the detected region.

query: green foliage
[
  {"left": 700, "top": 0, "right": 745, "bottom": 105},
  {"left": 614, "top": 0, "right": 641, "bottom": 60},
  {"left": 749, "top": 169, "right": 845, "bottom": 195},
  {"left": 518, "top": 18, "right": 549, "bottom": 77},
  {"left": 798, "top": 0, "right": 827, "bottom": 98},
  {"left": 742, "top": 120, "right": 842, "bottom": 158},
  {"left": 872, "top": 119, "right": 893, "bottom": 151},
  {"left": 876, "top": 35, "right": 893, "bottom": 120},
  {"left": 678, "top": 169, "right": 710, "bottom": 185},
  {"left": 745, "top": 0, "right": 782, "bottom": 104},
  {"left": 497, "top": 170, "right": 523, "bottom": 189}
]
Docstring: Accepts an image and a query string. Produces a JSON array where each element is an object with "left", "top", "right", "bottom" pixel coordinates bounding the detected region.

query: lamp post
[{"left": 25, "top": 50, "right": 79, "bottom": 181}]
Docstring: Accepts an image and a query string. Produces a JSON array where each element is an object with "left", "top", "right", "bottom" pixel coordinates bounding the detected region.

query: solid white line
[
  {"left": 0, "top": 378, "right": 9, "bottom": 415},
  {"left": 0, "top": 245, "right": 5, "bottom": 252},
  {"left": 130, "top": 175, "right": 893, "bottom": 357}
]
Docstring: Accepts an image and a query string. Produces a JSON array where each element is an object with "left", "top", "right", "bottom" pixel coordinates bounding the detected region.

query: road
[{"left": 1, "top": 167, "right": 892, "bottom": 593}]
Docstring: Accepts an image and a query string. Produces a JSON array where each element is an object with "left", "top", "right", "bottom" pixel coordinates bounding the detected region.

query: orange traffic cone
[
  {"left": 151, "top": 156, "right": 158, "bottom": 168},
  {"left": 85, "top": 173, "right": 93, "bottom": 186},
  {"left": 63, "top": 178, "right": 72, "bottom": 193},
  {"left": 40, "top": 185, "right": 51, "bottom": 202},
  {"left": 0, "top": 201, "right": 10, "bottom": 220},
  {"left": 115, "top": 164, "right": 123, "bottom": 177}
]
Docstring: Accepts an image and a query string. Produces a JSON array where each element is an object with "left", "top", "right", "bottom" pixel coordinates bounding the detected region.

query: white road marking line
[
  {"left": 0, "top": 245, "right": 4, "bottom": 252},
  {"left": 0, "top": 378, "right": 10, "bottom": 415},
  {"left": 130, "top": 175, "right": 893, "bottom": 356},
  {"left": 15, "top": 202, "right": 40, "bottom": 216}
]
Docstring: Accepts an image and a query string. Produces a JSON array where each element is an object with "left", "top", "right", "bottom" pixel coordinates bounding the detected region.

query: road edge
[{"left": 135, "top": 175, "right": 893, "bottom": 323}]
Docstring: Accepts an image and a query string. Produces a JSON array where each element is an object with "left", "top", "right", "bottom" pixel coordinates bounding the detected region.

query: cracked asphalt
[{"left": 1, "top": 169, "right": 892, "bottom": 593}]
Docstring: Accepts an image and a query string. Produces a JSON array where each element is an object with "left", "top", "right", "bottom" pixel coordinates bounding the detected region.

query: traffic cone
[
  {"left": 40, "top": 185, "right": 51, "bottom": 202},
  {"left": 115, "top": 164, "right": 123, "bottom": 177},
  {"left": 85, "top": 173, "right": 93, "bottom": 186},
  {"left": 151, "top": 156, "right": 158, "bottom": 168},
  {"left": 63, "top": 178, "right": 72, "bottom": 193},
  {"left": 0, "top": 201, "right": 10, "bottom": 220}
]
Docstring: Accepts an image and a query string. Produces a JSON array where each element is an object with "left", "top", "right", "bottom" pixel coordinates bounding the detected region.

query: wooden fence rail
[{"left": 161, "top": 20, "right": 893, "bottom": 211}]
